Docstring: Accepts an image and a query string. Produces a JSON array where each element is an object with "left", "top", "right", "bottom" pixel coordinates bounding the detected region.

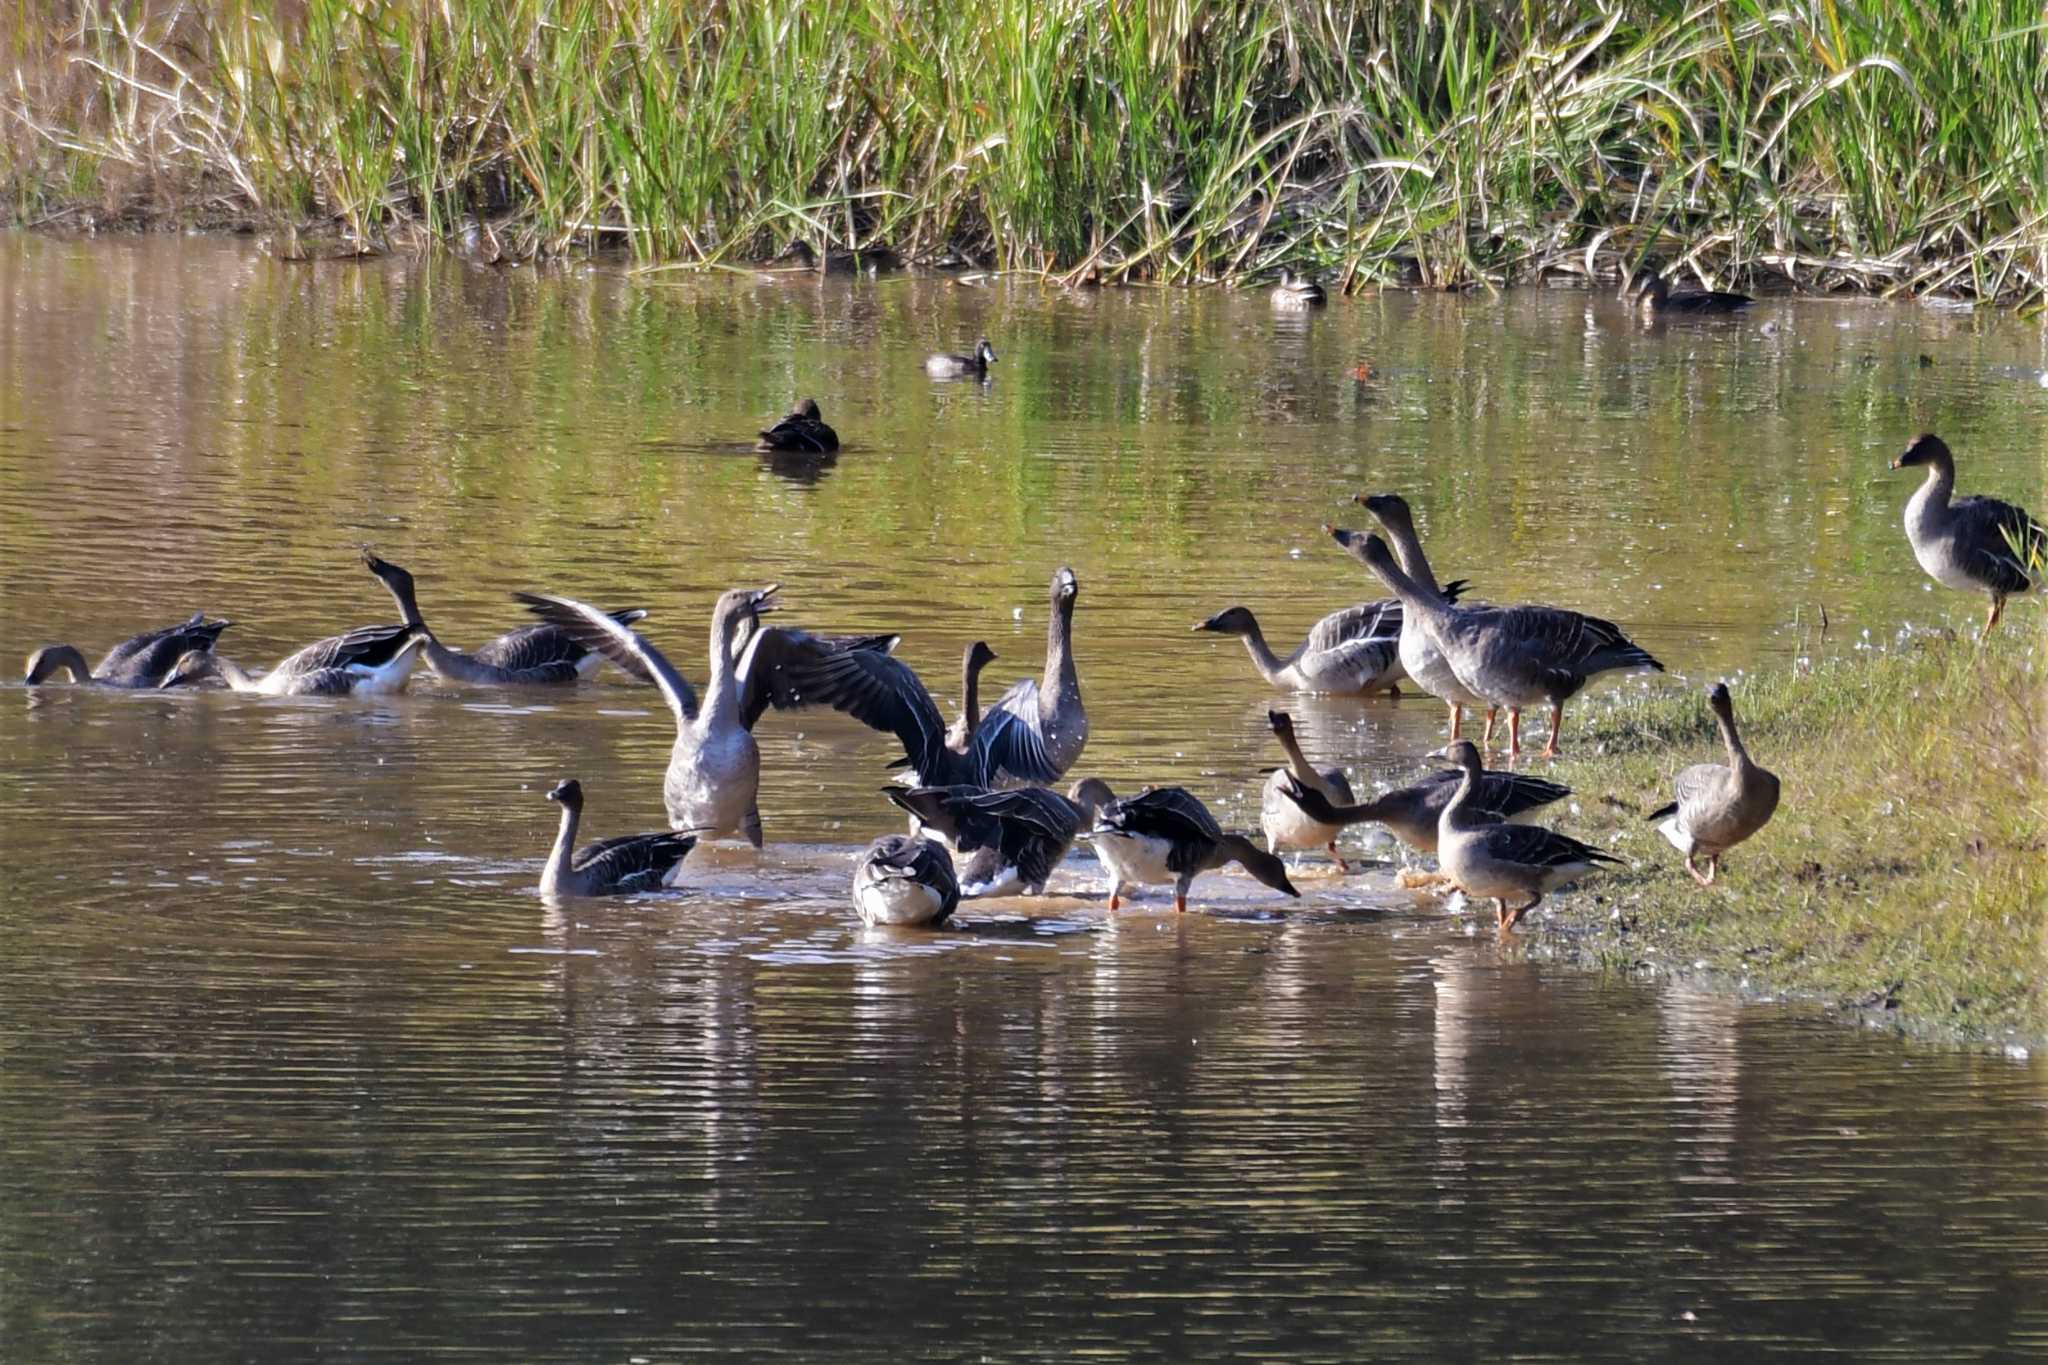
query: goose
[
  {"left": 1331, "top": 528, "right": 1663, "bottom": 757},
  {"left": 1354, "top": 492, "right": 1496, "bottom": 743},
  {"left": 363, "top": 551, "right": 645, "bottom": 685},
  {"left": 514, "top": 586, "right": 880, "bottom": 846},
  {"left": 160, "top": 623, "right": 426, "bottom": 697},
  {"left": 1633, "top": 268, "right": 1751, "bottom": 316},
  {"left": 25, "top": 613, "right": 231, "bottom": 687},
  {"left": 882, "top": 778, "right": 1111, "bottom": 897},
  {"left": 1276, "top": 763, "right": 1570, "bottom": 855},
  {"left": 852, "top": 834, "right": 960, "bottom": 927},
  {"left": 1647, "top": 683, "right": 1780, "bottom": 886},
  {"left": 1085, "top": 783, "right": 1300, "bottom": 913},
  {"left": 1890, "top": 433, "right": 2043, "bottom": 633},
  {"left": 756, "top": 398, "right": 839, "bottom": 453},
  {"left": 972, "top": 566, "right": 1089, "bottom": 786},
  {"left": 1193, "top": 602, "right": 1406, "bottom": 696},
  {"left": 1271, "top": 269, "right": 1327, "bottom": 309},
  {"left": 539, "top": 779, "right": 697, "bottom": 898},
  {"left": 777, "top": 640, "right": 1000, "bottom": 788},
  {"left": 925, "top": 338, "right": 997, "bottom": 379},
  {"left": 1435, "top": 739, "right": 1621, "bottom": 932},
  {"left": 1258, "top": 710, "right": 1356, "bottom": 870}
]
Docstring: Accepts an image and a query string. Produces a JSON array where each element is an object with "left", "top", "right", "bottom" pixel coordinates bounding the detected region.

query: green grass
[
  {"left": 5, "top": 1, "right": 2047, "bottom": 300},
  {"left": 1530, "top": 624, "right": 2047, "bottom": 1044}
]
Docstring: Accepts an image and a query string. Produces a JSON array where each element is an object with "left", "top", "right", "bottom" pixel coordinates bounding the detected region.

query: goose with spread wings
[
  {"left": 775, "top": 639, "right": 1001, "bottom": 789},
  {"left": 883, "top": 778, "right": 1113, "bottom": 897},
  {"left": 364, "top": 551, "right": 645, "bottom": 685}
]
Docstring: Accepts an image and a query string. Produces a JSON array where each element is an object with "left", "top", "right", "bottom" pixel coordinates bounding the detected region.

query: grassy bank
[
  {"left": 5, "top": 1, "right": 2047, "bottom": 301},
  {"left": 1523, "top": 625, "right": 2047, "bottom": 1046}
]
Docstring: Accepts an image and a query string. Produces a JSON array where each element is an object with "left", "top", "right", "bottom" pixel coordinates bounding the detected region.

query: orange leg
[
  {"left": 1174, "top": 893, "right": 1188, "bottom": 914},
  {"left": 1987, "top": 595, "right": 2005, "bottom": 635},
  {"left": 1685, "top": 852, "right": 1713, "bottom": 887},
  {"left": 1541, "top": 702, "right": 1565, "bottom": 759},
  {"left": 1328, "top": 842, "right": 1350, "bottom": 873},
  {"left": 1108, "top": 887, "right": 1123, "bottom": 911},
  {"left": 1495, "top": 899, "right": 1510, "bottom": 930},
  {"left": 1480, "top": 707, "right": 1499, "bottom": 750},
  {"left": 1448, "top": 703, "right": 1463, "bottom": 740},
  {"left": 1704, "top": 856, "right": 1719, "bottom": 886},
  {"left": 1505, "top": 708, "right": 1523, "bottom": 757},
  {"left": 1503, "top": 894, "right": 1542, "bottom": 931}
]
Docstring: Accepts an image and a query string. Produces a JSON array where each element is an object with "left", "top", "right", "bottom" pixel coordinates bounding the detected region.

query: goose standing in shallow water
[
  {"left": 1333, "top": 529, "right": 1662, "bottom": 758},
  {"left": 1435, "top": 740, "right": 1621, "bottom": 931},
  {"left": 925, "top": 338, "right": 997, "bottom": 379},
  {"left": 884, "top": 779, "right": 1110, "bottom": 898},
  {"left": 852, "top": 834, "right": 960, "bottom": 927},
  {"left": 757, "top": 398, "right": 839, "bottom": 453},
  {"left": 1355, "top": 492, "right": 1494, "bottom": 742},
  {"left": 1087, "top": 783, "right": 1299, "bottom": 913},
  {"left": 1258, "top": 710, "right": 1356, "bottom": 870},
  {"left": 972, "top": 567, "right": 1089, "bottom": 786},
  {"left": 539, "top": 779, "right": 697, "bottom": 898},
  {"left": 1270, "top": 269, "right": 1327, "bottom": 309},
  {"left": 161, "top": 623, "right": 425, "bottom": 697},
  {"left": 1193, "top": 601, "right": 1407, "bottom": 696},
  {"left": 1277, "top": 763, "right": 1570, "bottom": 856},
  {"left": 1891, "top": 433, "right": 2043, "bottom": 633},
  {"left": 1648, "top": 684, "right": 1780, "bottom": 886},
  {"left": 25, "top": 613, "right": 231, "bottom": 687},
  {"left": 363, "top": 551, "right": 645, "bottom": 684}
]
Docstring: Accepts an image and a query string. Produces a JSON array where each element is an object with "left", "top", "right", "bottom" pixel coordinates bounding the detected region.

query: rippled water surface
[{"left": 4, "top": 234, "right": 2047, "bottom": 1360}]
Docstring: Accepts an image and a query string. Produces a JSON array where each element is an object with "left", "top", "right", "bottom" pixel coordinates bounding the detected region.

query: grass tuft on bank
[
  {"left": 1532, "top": 624, "right": 2047, "bottom": 1044},
  {"left": 5, "top": 1, "right": 2047, "bottom": 301}
]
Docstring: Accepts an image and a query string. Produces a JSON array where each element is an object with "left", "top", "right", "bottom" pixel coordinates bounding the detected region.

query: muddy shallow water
[{"left": 3, "top": 234, "right": 2046, "bottom": 1359}]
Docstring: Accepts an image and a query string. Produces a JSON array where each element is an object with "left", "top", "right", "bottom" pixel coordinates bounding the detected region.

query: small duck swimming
[
  {"left": 1271, "top": 268, "right": 1327, "bottom": 309},
  {"left": 925, "top": 338, "right": 998, "bottom": 379}
]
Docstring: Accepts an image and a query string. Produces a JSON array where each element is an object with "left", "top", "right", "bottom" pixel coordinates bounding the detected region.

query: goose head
[
  {"left": 1707, "top": 681, "right": 1734, "bottom": 716},
  {"left": 794, "top": 398, "right": 823, "bottom": 422},
  {"left": 1439, "top": 739, "right": 1485, "bottom": 775},
  {"left": 965, "top": 640, "right": 998, "bottom": 673},
  {"left": 1355, "top": 491, "right": 1416, "bottom": 533},
  {"left": 24, "top": 644, "right": 89, "bottom": 685},
  {"left": 546, "top": 778, "right": 585, "bottom": 809},
  {"left": 1067, "top": 777, "right": 1116, "bottom": 820},
  {"left": 159, "top": 649, "right": 221, "bottom": 689},
  {"left": 360, "top": 548, "right": 414, "bottom": 594},
  {"left": 1324, "top": 525, "right": 1397, "bottom": 576},
  {"left": 1891, "top": 432, "right": 1950, "bottom": 472},
  {"left": 1192, "top": 606, "right": 1257, "bottom": 637},
  {"left": 975, "top": 338, "right": 998, "bottom": 367},
  {"left": 1050, "top": 566, "right": 1079, "bottom": 610},
  {"left": 1266, "top": 709, "right": 1296, "bottom": 740}
]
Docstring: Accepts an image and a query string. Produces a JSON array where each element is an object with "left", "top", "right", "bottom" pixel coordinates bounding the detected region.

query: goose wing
[
  {"left": 733, "top": 627, "right": 901, "bottom": 730},
  {"left": 473, "top": 608, "right": 648, "bottom": 678},
  {"left": 572, "top": 831, "right": 696, "bottom": 892},
  {"left": 1951, "top": 494, "right": 2045, "bottom": 595},
  {"left": 1471, "top": 770, "right": 1572, "bottom": 819},
  {"left": 96, "top": 613, "right": 232, "bottom": 684},
  {"left": 964, "top": 786, "right": 1086, "bottom": 840},
  {"left": 1488, "top": 604, "right": 1662, "bottom": 678},
  {"left": 1477, "top": 822, "right": 1623, "bottom": 872},
  {"left": 1101, "top": 786, "right": 1222, "bottom": 844},
  {"left": 1301, "top": 599, "right": 1402, "bottom": 654},
  {"left": 514, "top": 592, "right": 698, "bottom": 723},
  {"left": 971, "top": 679, "right": 1064, "bottom": 785},
  {"left": 756, "top": 635, "right": 951, "bottom": 777},
  {"left": 273, "top": 622, "right": 416, "bottom": 678}
]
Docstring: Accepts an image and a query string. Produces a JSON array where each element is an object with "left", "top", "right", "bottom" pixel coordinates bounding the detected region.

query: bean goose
[
  {"left": 160, "top": 623, "right": 426, "bottom": 697},
  {"left": 25, "top": 613, "right": 231, "bottom": 687},
  {"left": 972, "top": 566, "right": 1089, "bottom": 786},
  {"left": 1258, "top": 710, "right": 1356, "bottom": 870},
  {"left": 1891, "top": 433, "right": 2043, "bottom": 633},
  {"left": 757, "top": 398, "right": 839, "bottom": 453},
  {"left": 1354, "top": 492, "right": 1495, "bottom": 742},
  {"left": 514, "top": 586, "right": 876, "bottom": 846},
  {"left": 1277, "top": 764, "right": 1570, "bottom": 855},
  {"left": 1270, "top": 269, "right": 1327, "bottom": 309},
  {"left": 540, "top": 779, "right": 696, "bottom": 898},
  {"left": 1193, "top": 602, "right": 1405, "bottom": 695},
  {"left": 1085, "top": 783, "right": 1299, "bottom": 913},
  {"left": 1435, "top": 740, "right": 1621, "bottom": 932},
  {"left": 1647, "top": 683, "right": 1780, "bottom": 886},
  {"left": 1633, "top": 269, "right": 1752, "bottom": 316},
  {"left": 926, "top": 338, "right": 997, "bottom": 379},
  {"left": 1333, "top": 529, "right": 1663, "bottom": 758},
  {"left": 777, "top": 641, "right": 1000, "bottom": 788},
  {"left": 883, "top": 779, "right": 1110, "bottom": 897},
  {"left": 363, "top": 551, "right": 645, "bottom": 685},
  {"left": 852, "top": 834, "right": 960, "bottom": 927}
]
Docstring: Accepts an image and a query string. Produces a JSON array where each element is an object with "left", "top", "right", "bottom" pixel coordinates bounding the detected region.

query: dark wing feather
[
  {"left": 963, "top": 786, "right": 1085, "bottom": 840},
  {"left": 573, "top": 831, "right": 696, "bottom": 892},
  {"left": 1103, "top": 787, "right": 1223, "bottom": 845},
  {"left": 1302, "top": 599, "right": 1401, "bottom": 654},
  {"left": 735, "top": 627, "right": 902, "bottom": 730},
  {"left": 472, "top": 609, "right": 646, "bottom": 675},
  {"left": 96, "top": 613, "right": 232, "bottom": 685},
  {"left": 1953, "top": 494, "right": 2044, "bottom": 595},
  {"left": 757, "top": 635, "right": 952, "bottom": 775},
  {"left": 1470, "top": 771, "right": 1572, "bottom": 819},
  {"left": 514, "top": 593, "right": 698, "bottom": 722},
  {"left": 1478, "top": 822, "right": 1623, "bottom": 870},
  {"left": 971, "top": 679, "right": 1063, "bottom": 785},
  {"left": 275, "top": 622, "right": 415, "bottom": 676},
  {"left": 863, "top": 834, "right": 960, "bottom": 920},
  {"left": 1492, "top": 604, "right": 1662, "bottom": 677}
]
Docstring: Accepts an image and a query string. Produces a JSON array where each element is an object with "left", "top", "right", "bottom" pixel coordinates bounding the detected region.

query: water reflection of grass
[
  {"left": 1539, "top": 626, "right": 2047, "bottom": 1044},
  {"left": 4, "top": 3, "right": 2044, "bottom": 302}
]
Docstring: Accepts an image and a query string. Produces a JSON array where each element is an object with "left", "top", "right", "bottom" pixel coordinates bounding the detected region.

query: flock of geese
[{"left": 23, "top": 328, "right": 2044, "bottom": 932}]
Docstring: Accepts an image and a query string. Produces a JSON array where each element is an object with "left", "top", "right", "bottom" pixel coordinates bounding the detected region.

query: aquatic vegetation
[{"left": 4, "top": 0, "right": 2046, "bottom": 302}]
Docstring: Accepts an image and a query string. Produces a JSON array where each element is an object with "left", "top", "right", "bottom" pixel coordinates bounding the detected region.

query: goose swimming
[
  {"left": 160, "top": 623, "right": 425, "bottom": 697},
  {"left": 1193, "top": 602, "right": 1406, "bottom": 696},
  {"left": 756, "top": 398, "right": 839, "bottom": 453},
  {"left": 539, "top": 779, "right": 697, "bottom": 898},
  {"left": 852, "top": 834, "right": 960, "bottom": 927},
  {"left": 25, "top": 613, "right": 231, "bottom": 688},
  {"left": 364, "top": 551, "right": 644, "bottom": 684}
]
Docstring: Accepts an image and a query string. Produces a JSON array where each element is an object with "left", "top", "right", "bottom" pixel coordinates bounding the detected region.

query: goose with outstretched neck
[
  {"left": 972, "top": 566, "right": 1089, "bottom": 786},
  {"left": 1192, "top": 601, "right": 1405, "bottom": 696},
  {"left": 1648, "top": 683, "right": 1780, "bottom": 886},
  {"left": 363, "top": 551, "right": 644, "bottom": 685},
  {"left": 1435, "top": 739, "right": 1621, "bottom": 932},
  {"left": 1890, "top": 432, "right": 2043, "bottom": 634},
  {"left": 539, "top": 779, "right": 697, "bottom": 898},
  {"left": 1330, "top": 528, "right": 1662, "bottom": 758},
  {"left": 160, "top": 623, "right": 424, "bottom": 697},
  {"left": 1277, "top": 758, "right": 1569, "bottom": 856},
  {"left": 26, "top": 613, "right": 231, "bottom": 687},
  {"left": 1258, "top": 710, "right": 1356, "bottom": 870},
  {"left": 1353, "top": 492, "right": 1494, "bottom": 742},
  {"left": 1086, "top": 783, "right": 1299, "bottom": 913}
]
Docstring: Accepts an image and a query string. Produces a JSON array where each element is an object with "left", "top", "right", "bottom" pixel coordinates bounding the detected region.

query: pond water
[{"left": 3, "top": 234, "right": 2046, "bottom": 1359}]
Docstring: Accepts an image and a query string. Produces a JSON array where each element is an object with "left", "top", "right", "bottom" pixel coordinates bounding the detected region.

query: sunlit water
[{"left": 3, "top": 235, "right": 2046, "bottom": 1359}]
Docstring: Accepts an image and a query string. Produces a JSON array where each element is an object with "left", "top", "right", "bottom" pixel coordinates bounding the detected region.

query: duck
[
  {"left": 883, "top": 778, "right": 1111, "bottom": 897},
  {"left": 1258, "top": 710, "right": 1356, "bottom": 870},
  {"left": 756, "top": 398, "right": 839, "bottom": 453},
  {"left": 1270, "top": 268, "right": 1327, "bottom": 309},
  {"left": 1085, "top": 783, "right": 1300, "bottom": 913},
  {"left": 516, "top": 585, "right": 873, "bottom": 846},
  {"left": 363, "top": 551, "right": 645, "bottom": 684},
  {"left": 971, "top": 566, "right": 1089, "bottom": 786},
  {"left": 1276, "top": 762, "right": 1570, "bottom": 855},
  {"left": 925, "top": 338, "right": 998, "bottom": 379},
  {"left": 1435, "top": 739, "right": 1622, "bottom": 931},
  {"left": 159, "top": 623, "right": 426, "bottom": 697},
  {"left": 539, "top": 779, "right": 697, "bottom": 897},
  {"left": 1332, "top": 528, "right": 1663, "bottom": 757},
  {"left": 1192, "top": 601, "right": 1406, "bottom": 695},
  {"left": 1633, "top": 268, "right": 1752, "bottom": 316},
  {"left": 1890, "top": 433, "right": 2043, "bottom": 633},
  {"left": 1647, "top": 683, "right": 1780, "bottom": 886},
  {"left": 777, "top": 640, "right": 1000, "bottom": 788},
  {"left": 852, "top": 834, "right": 960, "bottom": 927},
  {"left": 25, "top": 613, "right": 232, "bottom": 687},
  {"left": 1353, "top": 492, "right": 1495, "bottom": 743}
]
